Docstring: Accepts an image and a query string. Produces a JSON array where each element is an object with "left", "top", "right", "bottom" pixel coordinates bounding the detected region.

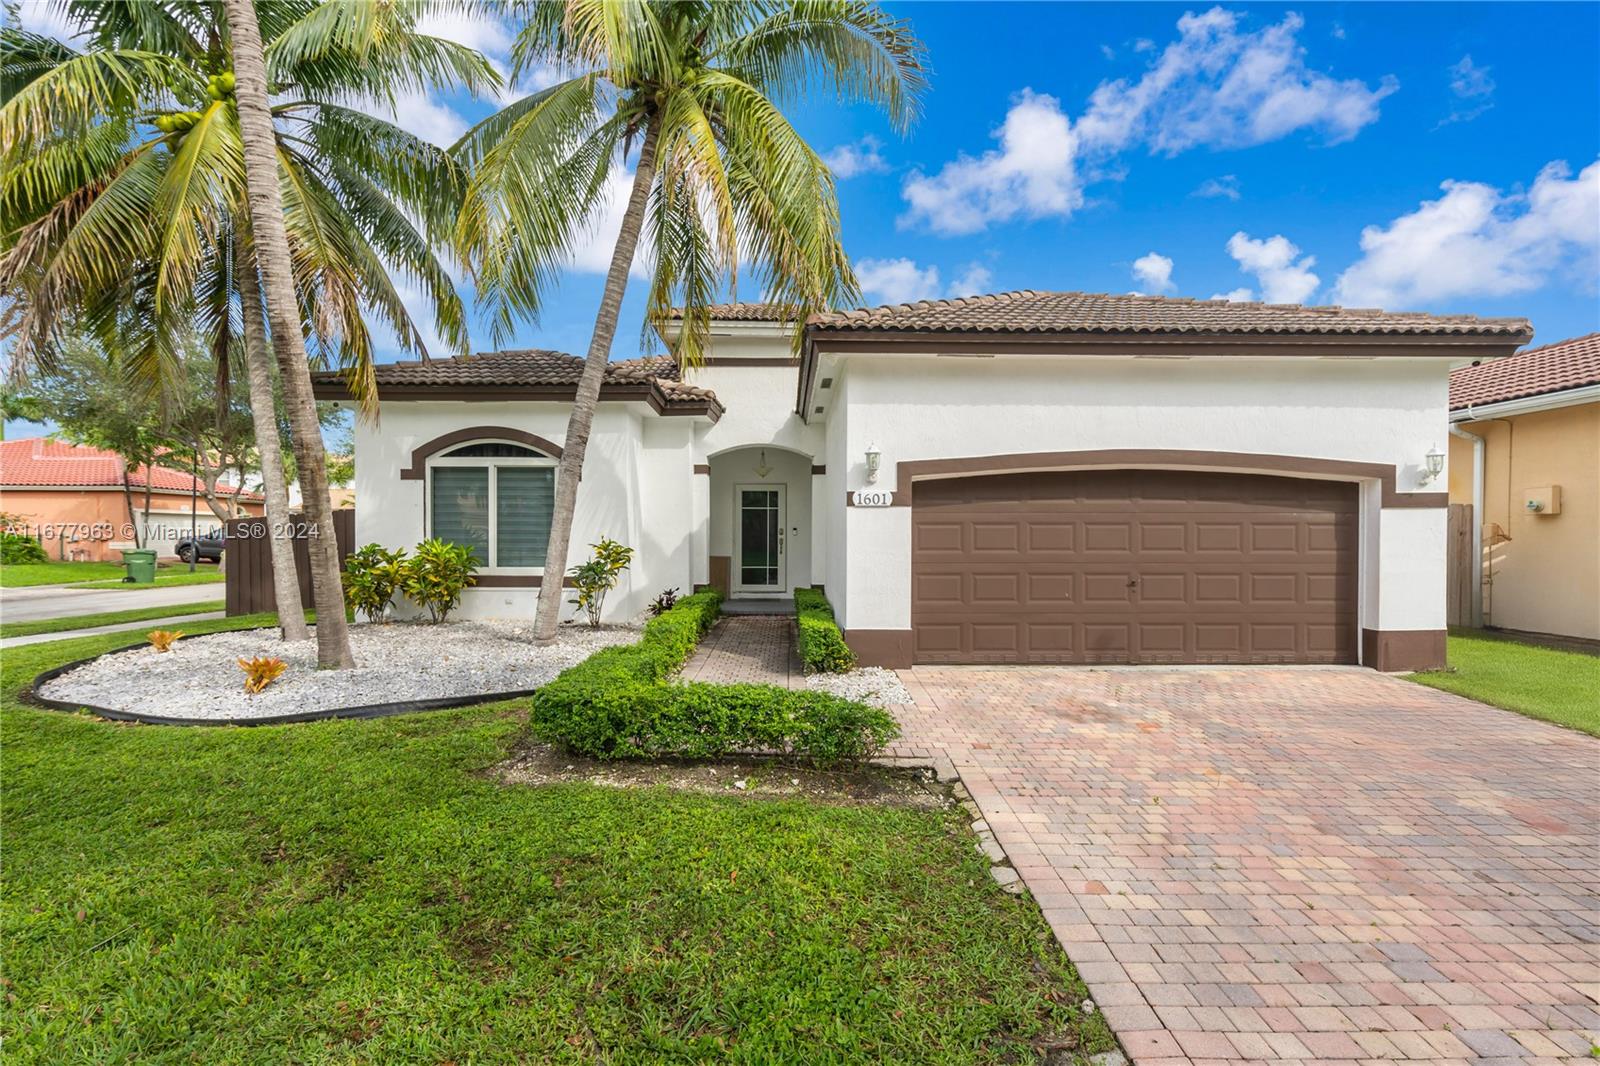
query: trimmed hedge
[
  {"left": 530, "top": 588, "right": 899, "bottom": 766},
  {"left": 794, "top": 587, "right": 856, "bottom": 674}
]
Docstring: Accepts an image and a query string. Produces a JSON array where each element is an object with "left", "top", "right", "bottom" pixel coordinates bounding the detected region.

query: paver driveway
[{"left": 888, "top": 667, "right": 1600, "bottom": 1065}]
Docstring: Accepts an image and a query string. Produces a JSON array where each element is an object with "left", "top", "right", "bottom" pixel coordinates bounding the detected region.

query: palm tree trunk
[
  {"left": 235, "top": 228, "right": 309, "bottom": 641},
  {"left": 533, "top": 122, "right": 662, "bottom": 642},
  {"left": 223, "top": 0, "right": 353, "bottom": 668}
]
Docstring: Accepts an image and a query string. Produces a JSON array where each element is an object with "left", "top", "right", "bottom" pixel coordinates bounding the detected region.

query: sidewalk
[{"left": 679, "top": 616, "right": 803, "bottom": 687}]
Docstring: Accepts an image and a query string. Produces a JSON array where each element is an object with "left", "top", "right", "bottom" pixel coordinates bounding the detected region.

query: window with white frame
[{"left": 426, "top": 442, "right": 555, "bottom": 570}]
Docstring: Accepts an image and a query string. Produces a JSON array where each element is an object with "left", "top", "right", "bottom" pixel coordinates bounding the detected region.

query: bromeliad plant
[
  {"left": 342, "top": 543, "right": 408, "bottom": 624},
  {"left": 400, "top": 539, "right": 478, "bottom": 624},
  {"left": 567, "top": 538, "right": 634, "bottom": 628},
  {"left": 237, "top": 655, "right": 287, "bottom": 694},
  {"left": 146, "top": 629, "right": 184, "bottom": 652}
]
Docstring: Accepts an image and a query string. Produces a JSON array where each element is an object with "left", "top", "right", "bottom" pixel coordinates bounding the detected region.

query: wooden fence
[
  {"left": 224, "top": 509, "right": 355, "bottom": 617},
  {"left": 1446, "top": 502, "right": 1476, "bottom": 628}
]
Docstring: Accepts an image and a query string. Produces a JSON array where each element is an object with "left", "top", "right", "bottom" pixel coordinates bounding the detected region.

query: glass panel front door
[{"left": 737, "top": 486, "right": 784, "bottom": 590}]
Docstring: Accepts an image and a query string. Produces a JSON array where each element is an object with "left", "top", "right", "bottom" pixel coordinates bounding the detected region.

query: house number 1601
[{"left": 851, "top": 489, "right": 894, "bottom": 507}]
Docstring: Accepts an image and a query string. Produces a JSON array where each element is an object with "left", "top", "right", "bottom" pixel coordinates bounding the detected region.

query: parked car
[{"left": 174, "top": 532, "right": 225, "bottom": 564}]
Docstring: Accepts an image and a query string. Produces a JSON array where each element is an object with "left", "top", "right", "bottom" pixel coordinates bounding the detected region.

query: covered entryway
[
  {"left": 911, "top": 469, "right": 1358, "bottom": 664},
  {"left": 705, "top": 446, "right": 814, "bottom": 598}
]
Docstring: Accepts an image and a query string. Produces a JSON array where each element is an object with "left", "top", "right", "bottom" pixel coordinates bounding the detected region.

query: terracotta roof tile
[
  {"left": 1450, "top": 332, "right": 1600, "bottom": 410},
  {"left": 803, "top": 290, "right": 1533, "bottom": 338},
  {"left": 313, "top": 349, "right": 722, "bottom": 413},
  {"left": 668, "top": 302, "right": 795, "bottom": 322},
  {"left": 1, "top": 438, "right": 259, "bottom": 497}
]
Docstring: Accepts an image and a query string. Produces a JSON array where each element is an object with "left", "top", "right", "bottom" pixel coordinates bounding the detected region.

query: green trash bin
[{"left": 120, "top": 548, "right": 158, "bottom": 584}]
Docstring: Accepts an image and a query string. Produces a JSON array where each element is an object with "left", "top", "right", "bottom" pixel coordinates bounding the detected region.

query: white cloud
[
  {"left": 1334, "top": 160, "right": 1600, "bottom": 308},
  {"left": 901, "top": 9, "right": 1395, "bottom": 235},
  {"left": 350, "top": 88, "right": 471, "bottom": 147},
  {"left": 1210, "top": 287, "right": 1255, "bottom": 302},
  {"left": 415, "top": 8, "right": 514, "bottom": 60},
  {"left": 1225, "top": 232, "right": 1320, "bottom": 303},
  {"left": 856, "top": 258, "right": 998, "bottom": 304},
  {"left": 856, "top": 257, "right": 943, "bottom": 305},
  {"left": 947, "top": 263, "right": 994, "bottom": 298},
  {"left": 1194, "top": 175, "right": 1242, "bottom": 201},
  {"left": 1132, "top": 252, "right": 1175, "bottom": 293},
  {"left": 1076, "top": 9, "right": 1397, "bottom": 156},
  {"left": 1438, "top": 54, "right": 1495, "bottom": 127},
  {"left": 5, "top": 1, "right": 76, "bottom": 42},
  {"left": 1099, "top": 44, "right": 1116, "bottom": 61},
  {"left": 824, "top": 136, "right": 889, "bottom": 179},
  {"left": 900, "top": 89, "right": 1082, "bottom": 235}
]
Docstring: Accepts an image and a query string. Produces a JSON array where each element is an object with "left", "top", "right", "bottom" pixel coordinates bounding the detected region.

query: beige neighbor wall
[{"left": 1449, "top": 401, "right": 1600, "bottom": 640}]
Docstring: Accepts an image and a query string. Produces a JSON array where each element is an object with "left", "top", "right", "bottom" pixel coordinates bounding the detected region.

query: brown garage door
[{"left": 912, "top": 469, "right": 1358, "bottom": 665}]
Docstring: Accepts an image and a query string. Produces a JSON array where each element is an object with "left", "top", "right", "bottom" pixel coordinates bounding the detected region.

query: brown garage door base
[{"left": 912, "top": 469, "right": 1359, "bottom": 665}]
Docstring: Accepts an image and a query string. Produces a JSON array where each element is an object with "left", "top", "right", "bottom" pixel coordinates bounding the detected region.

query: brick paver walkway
[
  {"left": 680, "top": 616, "right": 802, "bottom": 687},
  {"left": 887, "top": 666, "right": 1600, "bottom": 1065}
]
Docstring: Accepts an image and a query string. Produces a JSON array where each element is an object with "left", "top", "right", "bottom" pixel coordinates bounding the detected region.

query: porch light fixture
[
  {"left": 864, "top": 443, "right": 882, "bottom": 483},
  {"left": 1418, "top": 444, "right": 1445, "bottom": 486}
]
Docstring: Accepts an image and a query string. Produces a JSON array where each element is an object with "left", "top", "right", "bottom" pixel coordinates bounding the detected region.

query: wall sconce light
[
  {"left": 864, "top": 442, "right": 882, "bottom": 484},
  {"left": 1418, "top": 444, "right": 1445, "bottom": 486}
]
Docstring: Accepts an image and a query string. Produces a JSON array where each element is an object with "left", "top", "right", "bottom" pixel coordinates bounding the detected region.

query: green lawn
[
  {"left": 0, "top": 624, "right": 1113, "bottom": 1064},
  {"left": 1411, "top": 630, "right": 1600, "bottom": 736},
  {"left": 1, "top": 560, "right": 225, "bottom": 589},
  {"left": 0, "top": 560, "right": 127, "bottom": 586},
  {"left": 0, "top": 600, "right": 224, "bottom": 639},
  {"left": 75, "top": 567, "right": 226, "bottom": 590}
]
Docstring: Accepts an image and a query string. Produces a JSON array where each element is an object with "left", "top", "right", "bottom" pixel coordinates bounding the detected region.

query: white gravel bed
[
  {"left": 806, "top": 666, "right": 914, "bottom": 708},
  {"left": 38, "top": 620, "right": 639, "bottom": 721}
]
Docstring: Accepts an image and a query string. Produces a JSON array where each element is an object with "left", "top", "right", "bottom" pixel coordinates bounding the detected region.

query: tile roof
[
  {"left": 668, "top": 302, "right": 795, "bottom": 322},
  {"left": 313, "top": 350, "right": 723, "bottom": 414},
  {"left": 1450, "top": 332, "right": 1600, "bottom": 411},
  {"left": 805, "top": 290, "right": 1533, "bottom": 338},
  {"left": 1, "top": 438, "right": 260, "bottom": 497}
]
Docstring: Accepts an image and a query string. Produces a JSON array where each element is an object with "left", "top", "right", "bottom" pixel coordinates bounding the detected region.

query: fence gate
[
  {"left": 224, "top": 509, "right": 355, "bottom": 617},
  {"left": 1446, "top": 502, "right": 1475, "bottom": 628}
]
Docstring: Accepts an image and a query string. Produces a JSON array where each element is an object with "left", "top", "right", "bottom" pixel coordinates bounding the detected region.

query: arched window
[{"left": 427, "top": 441, "right": 555, "bottom": 570}]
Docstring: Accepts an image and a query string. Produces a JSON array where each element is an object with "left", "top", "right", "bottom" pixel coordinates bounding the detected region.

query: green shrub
[
  {"left": 342, "top": 543, "right": 408, "bottom": 623},
  {"left": 567, "top": 537, "right": 634, "bottom": 627},
  {"left": 399, "top": 539, "right": 478, "bottom": 623},
  {"left": 793, "top": 587, "right": 856, "bottom": 673},
  {"left": 531, "top": 588, "right": 899, "bottom": 767},
  {"left": 1, "top": 531, "right": 48, "bottom": 565}
]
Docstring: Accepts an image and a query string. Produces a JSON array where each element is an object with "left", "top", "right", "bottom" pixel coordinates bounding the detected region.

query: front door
[{"left": 734, "top": 485, "right": 786, "bottom": 595}]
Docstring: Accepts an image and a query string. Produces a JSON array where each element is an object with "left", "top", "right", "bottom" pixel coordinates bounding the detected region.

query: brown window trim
[
  {"left": 399, "top": 427, "right": 563, "bottom": 480},
  {"left": 473, "top": 574, "right": 577, "bottom": 588},
  {"left": 841, "top": 449, "right": 1446, "bottom": 509}
]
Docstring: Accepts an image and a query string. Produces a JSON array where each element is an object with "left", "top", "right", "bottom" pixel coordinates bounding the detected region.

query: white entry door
[{"left": 734, "top": 484, "right": 786, "bottom": 594}]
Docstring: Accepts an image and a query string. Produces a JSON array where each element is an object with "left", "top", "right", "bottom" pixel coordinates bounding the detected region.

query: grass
[
  {"left": 0, "top": 600, "right": 225, "bottom": 639},
  {"left": 0, "top": 625, "right": 1114, "bottom": 1064},
  {"left": 74, "top": 568, "right": 226, "bottom": 590},
  {"left": 1, "top": 560, "right": 225, "bottom": 589},
  {"left": 1, "top": 560, "right": 127, "bottom": 586},
  {"left": 1410, "top": 630, "right": 1600, "bottom": 736}
]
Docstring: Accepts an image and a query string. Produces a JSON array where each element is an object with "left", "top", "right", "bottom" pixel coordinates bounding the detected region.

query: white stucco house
[{"left": 313, "top": 290, "right": 1531, "bottom": 672}]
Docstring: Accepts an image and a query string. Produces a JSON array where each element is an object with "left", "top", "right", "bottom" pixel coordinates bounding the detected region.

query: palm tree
[
  {"left": 2, "top": 2, "right": 489, "bottom": 661},
  {"left": 223, "top": 0, "right": 352, "bottom": 663},
  {"left": 457, "top": 0, "right": 926, "bottom": 641}
]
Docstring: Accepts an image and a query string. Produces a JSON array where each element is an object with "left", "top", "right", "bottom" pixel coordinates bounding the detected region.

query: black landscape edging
[{"left": 24, "top": 628, "right": 544, "bottom": 728}]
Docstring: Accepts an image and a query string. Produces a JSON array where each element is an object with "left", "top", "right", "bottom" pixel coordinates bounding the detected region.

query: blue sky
[{"left": 6, "top": 1, "right": 1599, "bottom": 441}]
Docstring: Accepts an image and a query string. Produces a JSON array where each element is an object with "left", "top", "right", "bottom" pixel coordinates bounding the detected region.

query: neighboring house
[
  {"left": 1447, "top": 333, "right": 1600, "bottom": 641},
  {"left": 0, "top": 437, "right": 263, "bottom": 562},
  {"left": 314, "top": 290, "right": 1532, "bottom": 672}
]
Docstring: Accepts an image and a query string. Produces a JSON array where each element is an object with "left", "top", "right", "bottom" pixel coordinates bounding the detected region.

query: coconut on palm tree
[
  {"left": 1, "top": 1, "right": 490, "bottom": 662},
  {"left": 456, "top": 0, "right": 926, "bottom": 641}
]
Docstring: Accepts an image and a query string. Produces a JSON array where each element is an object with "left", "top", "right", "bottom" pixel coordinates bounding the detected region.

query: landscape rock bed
[
  {"left": 37, "top": 621, "right": 638, "bottom": 722},
  {"left": 805, "top": 666, "right": 914, "bottom": 708}
]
